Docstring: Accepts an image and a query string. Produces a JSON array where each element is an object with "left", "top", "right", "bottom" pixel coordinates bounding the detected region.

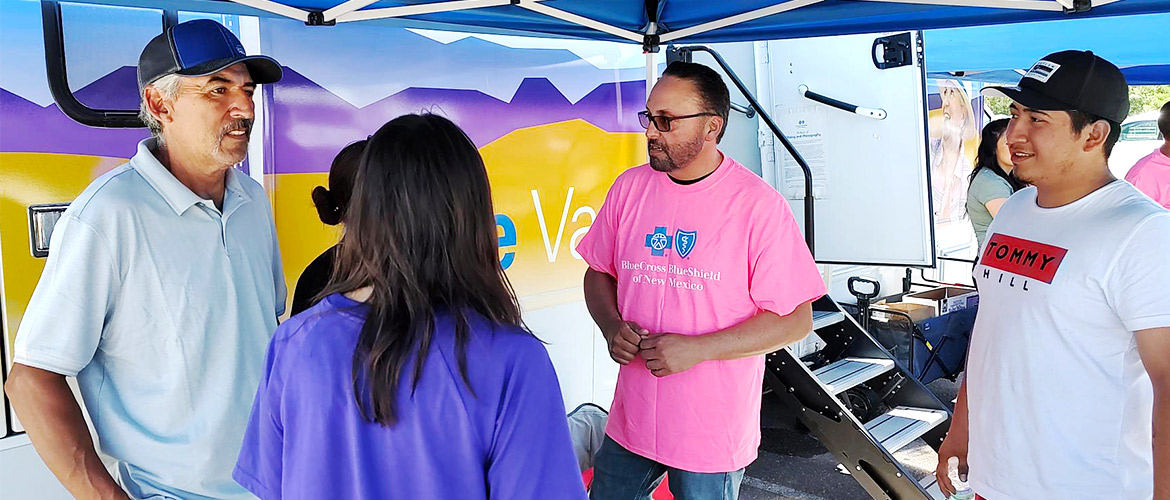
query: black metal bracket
[
  {"left": 642, "top": 34, "right": 660, "bottom": 54},
  {"left": 871, "top": 32, "right": 913, "bottom": 70},
  {"left": 665, "top": 44, "right": 688, "bottom": 63},
  {"left": 306, "top": 10, "right": 336, "bottom": 26},
  {"left": 1064, "top": 0, "right": 1092, "bottom": 13},
  {"left": 40, "top": 0, "right": 145, "bottom": 128},
  {"left": 667, "top": 44, "right": 816, "bottom": 255}
]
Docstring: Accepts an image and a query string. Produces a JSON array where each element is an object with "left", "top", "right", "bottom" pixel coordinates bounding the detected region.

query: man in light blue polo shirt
[{"left": 5, "top": 20, "right": 285, "bottom": 500}]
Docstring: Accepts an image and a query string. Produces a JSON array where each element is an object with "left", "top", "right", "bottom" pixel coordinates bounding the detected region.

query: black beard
[{"left": 648, "top": 135, "right": 702, "bottom": 173}]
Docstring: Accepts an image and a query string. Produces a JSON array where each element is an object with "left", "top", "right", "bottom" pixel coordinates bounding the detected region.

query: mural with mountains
[
  {"left": 271, "top": 67, "right": 645, "bottom": 174},
  {"left": 1, "top": 64, "right": 645, "bottom": 175}
]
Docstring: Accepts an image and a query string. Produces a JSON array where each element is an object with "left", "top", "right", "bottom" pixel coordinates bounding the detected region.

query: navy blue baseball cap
[{"left": 137, "top": 19, "right": 282, "bottom": 90}]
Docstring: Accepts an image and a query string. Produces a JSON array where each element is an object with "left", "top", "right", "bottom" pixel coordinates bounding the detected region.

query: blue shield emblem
[{"left": 674, "top": 229, "right": 698, "bottom": 258}]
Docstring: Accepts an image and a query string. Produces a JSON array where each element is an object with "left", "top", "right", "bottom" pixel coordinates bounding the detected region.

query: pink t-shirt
[
  {"left": 576, "top": 154, "right": 825, "bottom": 472},
  {"left": 1125, "top": 148, "right": 1170, "bottom": 209}
]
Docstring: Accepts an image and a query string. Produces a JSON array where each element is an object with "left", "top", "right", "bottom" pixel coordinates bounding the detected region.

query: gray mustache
[{"left": 221, "top": 119, "right": 253, "bottom": 138}]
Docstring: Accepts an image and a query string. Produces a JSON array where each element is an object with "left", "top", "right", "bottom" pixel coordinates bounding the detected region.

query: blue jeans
[{"left": 589, "top": 437, "right": 744, "bottom": 500}]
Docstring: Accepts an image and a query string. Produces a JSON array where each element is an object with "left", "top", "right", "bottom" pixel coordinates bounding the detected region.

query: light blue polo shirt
[{"left": 14, "top": 138, "right": 286, "bottom": 500}]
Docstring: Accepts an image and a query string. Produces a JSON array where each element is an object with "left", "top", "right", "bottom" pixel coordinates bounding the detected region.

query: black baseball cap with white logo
[
  {"left": 137, "top": 19, "right": 282, "bottom": 90},
  {"left": 982, "top": 50, "right": 1129, "bottom": 123}
]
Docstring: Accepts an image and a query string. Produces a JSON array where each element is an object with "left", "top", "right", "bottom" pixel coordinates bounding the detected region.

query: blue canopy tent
[
  {"left": 924, "top": 12, "right": 1170, "bottom": 84},
  {"left": 50, "top": 0, "right": 1170, "bottom": 46}
]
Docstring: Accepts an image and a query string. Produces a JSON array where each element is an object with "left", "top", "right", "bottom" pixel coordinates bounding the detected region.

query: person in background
[
  {"left": 234, "top": 113, "right": 587, "bottom": 500},
  {"left": 290, "top": 139, "right": 367, "bottom": 316},
  {"left": 966, "top": 118, "right": 1027, "bottom": 249},
  {"left": 1125, "top": 101, "right": 1170, "bottom": 208}
]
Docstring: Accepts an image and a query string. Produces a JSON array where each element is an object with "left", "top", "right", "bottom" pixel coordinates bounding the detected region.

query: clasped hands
[{"left": 604, "top": 320, "right": 704, "bottom": 377}]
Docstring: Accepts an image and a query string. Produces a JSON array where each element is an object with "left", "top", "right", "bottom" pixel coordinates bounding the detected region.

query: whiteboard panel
[{"left": 755, "top": 32, "right": 935, "bottom": 266}]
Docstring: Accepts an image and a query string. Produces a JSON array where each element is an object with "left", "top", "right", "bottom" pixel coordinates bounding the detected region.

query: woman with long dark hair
[
  {"left": 966, "top": 118, "right": 1025, "bottom": 248},
  {"left": 289, "top": 139, "right": 366, "bottom": 316},
  {"left": 234, "top": 114, "right": 587, "bottom": 500}
]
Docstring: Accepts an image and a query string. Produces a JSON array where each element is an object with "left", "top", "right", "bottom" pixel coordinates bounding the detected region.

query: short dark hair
[
  {"left": 1159, "top": 101, "right": 1170, "bottom": 139},
  {"left": 1068, "top": 110, "right": 1122, "bottom": 158},
  {"left": 662, "top": 61, "right": 731, "bottom": 142},
  {"left": 311, "top": 139, "right": 367, "bottom": 225}
]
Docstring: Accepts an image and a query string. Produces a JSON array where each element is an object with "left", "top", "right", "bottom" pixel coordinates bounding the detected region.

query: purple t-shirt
[{"left": 233, "top": 293, "right": 587, "bottom": 500}]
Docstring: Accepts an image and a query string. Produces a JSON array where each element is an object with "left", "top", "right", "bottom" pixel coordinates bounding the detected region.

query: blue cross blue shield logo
[
  {"left": 675, "top": 229, "right": 697, "bottom": 258},
  {"left": 644, "top": 226, "right": 673, "bottom": 257}
]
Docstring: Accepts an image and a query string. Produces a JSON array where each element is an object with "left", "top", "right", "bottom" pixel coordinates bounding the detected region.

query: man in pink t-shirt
[
  {"left": 577, "top": 62, "right": 826, "bottom": 500},
  {"left": 1124, "top": 101, "right": 1170, "bottom": 209}
]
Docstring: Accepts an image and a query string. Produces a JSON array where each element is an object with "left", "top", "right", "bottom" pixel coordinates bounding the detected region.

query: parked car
[{"left": 1110, "top": 112, "right": 1166, "bottom": 178}]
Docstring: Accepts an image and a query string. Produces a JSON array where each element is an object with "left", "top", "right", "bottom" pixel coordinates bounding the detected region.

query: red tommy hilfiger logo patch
[{"left": 981, "top": 233, "right": 1068, "bottom": 284}]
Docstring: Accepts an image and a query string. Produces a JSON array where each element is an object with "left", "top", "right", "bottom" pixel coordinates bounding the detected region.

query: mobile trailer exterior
[{"left": 1, "top": 5, "right": 656, "bottom": 494}]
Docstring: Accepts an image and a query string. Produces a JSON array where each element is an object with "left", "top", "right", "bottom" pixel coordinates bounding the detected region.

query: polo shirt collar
[{"left": 131, "top": 138, "right": 253, "bottom": 216}]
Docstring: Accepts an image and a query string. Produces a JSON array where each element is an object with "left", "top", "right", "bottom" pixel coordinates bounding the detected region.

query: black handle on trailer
[
  {"left": 798, "top": 85, "right": 887, "bottom": 120},
  {"left": 667, "top": 45, "right": 816, "bottom": 256},
  {"left": 801, "top": 87, "right": 859, "bottom": 114},
  {"left": 847, "top": 276, "right": 880, "bottom": 331}
]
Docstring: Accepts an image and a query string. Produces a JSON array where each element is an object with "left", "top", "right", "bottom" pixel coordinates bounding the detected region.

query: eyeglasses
[{"left": 637, "top": 111, "right": 719, "bottom": 132}]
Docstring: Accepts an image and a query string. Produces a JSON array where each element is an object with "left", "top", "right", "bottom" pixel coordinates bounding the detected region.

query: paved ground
[{"left": 739, "top": 379, "right": 960, "bottom": 500}]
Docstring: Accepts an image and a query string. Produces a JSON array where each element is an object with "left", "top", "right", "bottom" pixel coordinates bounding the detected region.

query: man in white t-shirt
[{"left": 935, "top": 50, "right": 1170, "bottom": 500}]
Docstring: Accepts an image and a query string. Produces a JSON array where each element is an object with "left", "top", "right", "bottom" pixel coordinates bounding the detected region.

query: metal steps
[
  {"left": 866, "top": 406, "right": 949, "bottom": 454},
  {"left": 813, "top": 357, "right": 895, "bottom": 395},
  {"left": 765, "top": 296, "right": 955, "bottom": 500}
]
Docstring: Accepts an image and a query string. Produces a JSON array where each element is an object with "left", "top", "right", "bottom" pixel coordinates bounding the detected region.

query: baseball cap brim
[
  {"left": 981, "top": 85, "right": 1076, "bottom": 114},
  {"left": 175, "top": 55, "right": 283, "bottom": 85}
]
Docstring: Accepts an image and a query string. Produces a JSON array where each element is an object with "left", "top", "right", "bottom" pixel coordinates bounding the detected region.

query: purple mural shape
[
  {"left": 270, "top": 67, "right": 647, "bottom": 175},
  {"left": 1, "top": 63, "right": 647, "bottom": 177},
  {"left": 74, "top": 66, "right": 143, "bottom": 111},
  {"left": 1, "top": 66, "right": 147, "bottom": 158}
]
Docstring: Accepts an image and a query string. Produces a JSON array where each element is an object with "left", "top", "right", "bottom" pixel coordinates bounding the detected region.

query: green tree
[
  {"left": 981, "top": 85, "right": 1170, "bottom": 119},
  {"left": 1129, "top": 85, "right": 1170, "bottom": 115}
]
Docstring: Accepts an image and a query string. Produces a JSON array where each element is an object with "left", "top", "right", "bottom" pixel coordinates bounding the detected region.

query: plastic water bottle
[{"left": 947, "top": 457, "right": 974, "bottom": 500}]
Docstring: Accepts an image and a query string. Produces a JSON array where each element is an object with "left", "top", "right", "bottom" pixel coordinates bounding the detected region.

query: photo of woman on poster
[{"left": 929, "top": 79, "right": 978, "bottom": 224}]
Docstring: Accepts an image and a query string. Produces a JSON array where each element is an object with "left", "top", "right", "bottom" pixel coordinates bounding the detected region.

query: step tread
[
  {"left": 812, "top": 357, "right": 895, "bottom": 395},
  {"left": 919, "top": 474, "right": 948, "bottom": 500},
  {"left": 866, "top": 406, "right": 949, "bottom": 454},
  {"left": 812, "top": 310, "right": 845, "bottom": 330}
]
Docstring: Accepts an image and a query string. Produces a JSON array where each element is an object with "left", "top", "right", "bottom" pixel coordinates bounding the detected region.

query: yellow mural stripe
[{"left": 1, "top": 119, "right": 646, "bottom": 357}]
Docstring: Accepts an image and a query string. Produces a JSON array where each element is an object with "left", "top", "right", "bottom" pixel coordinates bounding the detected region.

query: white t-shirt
[{"left": 967, "top": 181, "right": 1170, "bottom": 500}]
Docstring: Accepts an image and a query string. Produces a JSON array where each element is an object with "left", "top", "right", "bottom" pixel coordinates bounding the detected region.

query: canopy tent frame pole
[
  {"left": 322, "top": 0, "right": 379, "bottom": 21},
  {"left": 659, "top": 0, "right": 825, "bottom": 42},
  {"left": 855, "top": 0, "right": 1063, "bottom": 10},
  {"left": 228, "top": 0, "right": 311, "bottom": 22},
  {"left": 214, "top": 0, "right": 1115, "bottom": 42},
  {"left": 516, "top": 0, "right": 645, "bottom": 42},
  {"left": 337, "top": 0, "right": 535, "bottom": 22}
]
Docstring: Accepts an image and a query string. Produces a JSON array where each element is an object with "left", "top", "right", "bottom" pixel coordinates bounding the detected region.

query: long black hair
[
  {"left": 326, "top": 113, "right": 526, "bottom": 426},
  {"left": 969, "top": 118, "right": 1026, "bottom": 191}
]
